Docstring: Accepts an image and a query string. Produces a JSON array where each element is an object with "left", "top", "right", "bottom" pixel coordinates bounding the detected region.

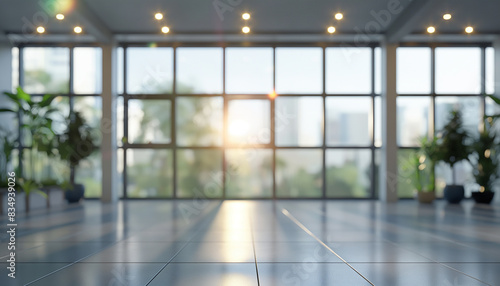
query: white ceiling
[{"left": 0, "top": 0, "right": 498, "bottom": 42}]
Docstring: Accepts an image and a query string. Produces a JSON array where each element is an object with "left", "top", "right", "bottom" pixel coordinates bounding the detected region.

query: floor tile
[
  {"left": 172, "top": 242, "right": 255, "bottom": 262},
  {"left": 84, "top": 241, "right": 185, "bottom": 263},
  {"left": 149, "top": 263, "right": 257, "bottom": 286},
  {"left": 396, "top": 241, "right": 500, "bottom": 263},
  {"left": 327, "top": 242, "right": 432, "bottom": 263},
  {"left": 16, "top": 242, "right": 114, "bottom": 263},
  {"left": 255, "top": 242, "right": 339, "bottom": 263},
  {"left": 29, "top": 263, "right": 165, "bottom": 286},
  {"left": 443, "top": 263, "right": 500, "bottom": 285},
  {"left": 0, "top": 263, "right": 68, "bottom": 286},
  {"left": 257, "top": 263, "right": 373, "bottom": 286},
  {"left": 351, "top": 263, "right": 489, "bottom": 286}
]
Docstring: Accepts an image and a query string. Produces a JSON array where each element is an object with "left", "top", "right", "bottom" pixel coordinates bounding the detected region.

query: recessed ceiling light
[
  {"left": 327, "top": 26, "right": 336, "bottom": 34},
  {"left": 161, "top": 26, "right": 170, "bottom": 33},
  {"left": 427, "top": 26, "right": 436, "bottom": 34},
  {"left": 242, "top": 26, "right": 250, "bottom": 33},
  {"left": 155, "top": 13, "right": 163, "bottom": 20},
  {"left": 242, "top": 13, "right": 250, "bottom": 20},
  {"left": 443, "top": 13, "right": 452, "bottom": 20},
  {"left": 56, "top": 14, "right": 65, "bottom": 20},
  {"left": 465, "top": 26, "right": 474, "bottom": 33},
  {"left": 335, "top": 13, "right": 343, "bottom": 20},
  {"left": 36, "top": 26, "right": 45, "bottom": 34},
  {"left": 74, "top": 26, "right": 82, "bottom": 34}
]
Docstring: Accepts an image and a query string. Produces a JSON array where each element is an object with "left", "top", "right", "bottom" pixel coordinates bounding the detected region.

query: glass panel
[
  {"left": 374, "top": 96, "right": 381, "bottom": 147},
  {"left": 0, "top": 93, "right": 19, "bottom": 139},
  {"left": 374, "top": 149, "right": 380, "bottom": 198},
  {"left": 326, "top": 149, "right": 371, "bottom": 198},
  {"left": 23, "top": 47, "right": 70, "bottom": 94},
  {"left": 225, "top": 149, "right": 273, "bottom": 198},
  {"left": 276, "top": 48, "right": 323, "bottom": 94},
  {"left": 77, "top": 151, "right": 102, "bottom": 198},
  {"left": 398, "top": 149, "right": 420, "bottom": 198},
  {"left": 396, "top": 47, "right": 431, "bottom": 94},
  {"left": 117, "top": 149, "right": 124, "bottom": 197},
  {"left": 117, "top": 96, "right": 124, "bottom": 147},
  {"left": 275, "top": 96, "right": 323, "bottom": 147},
  {"left": 176, "top": 48, "right": 223, "bottom": 94},
  {"left": 486, "top": 97, "right": 500, "bottom": 138},
  {"left": 326, "top": 97, "right": 371, "bottom": 146},
  {"left": 12, "top": 47, "right": 19, "bottom": 92},
  {"left": 435, "top": 47, "right": 481, "bottom": 94},
  {"left": 276, "top": 149, "right": 322, "bottom": 198},
  {"left": 177, "top": 149, "right": 223, "bottom": 198},
  {"left": 435, "top": 96, "right": 481, "bottom": 137},
  {"left": 227, "top": 99, "right": 270, "bottom": 145},
  {"left": 126, "top": 47, "right": 173, "bottom": 94},
  {"left": 22, "top": 150, "right": 67, "bottom": 185},
  {"left": 226, "top": 47, "right": 273, "bottom": 94},
  {"left": 397, "top": 97, "right": 431, "bottom": 147},
  {"left": 74, "top": 96, "right": 102, "bottom": 144},
  {"left": 374, "top": 47, "right": 381, "bottom": 94},
  {"left": 117, "top": 47, "right": 124, "bottom": 94},
  {"left": 486, "top": 47, "right": 495, "bottom": 95},
  {"left": 176, "top": 97, "right": 223, "bottom": 146},
  {"left": 128, "top": 99, "right": 171, "bottom": 144},
  {"left": 436, "top": 161, "right": 474, "bottom": 198},
  {"left": 127, "top": 149, "right": 173, "bottom": 198},
  {"left": 73, "top": 47, "right": 102, "bottom": 94},
  {"left": 326, "top": 47, "right": 371, "bottom": 94}
]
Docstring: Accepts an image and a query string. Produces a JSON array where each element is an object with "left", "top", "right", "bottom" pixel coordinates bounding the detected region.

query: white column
[
  {"left": 0, "top": 44, "right": 12, "bottom": 91},
  {"left": 100, "top": 44, "right": 118, "bottom": 203},
  {"left": 379, "top": 41, "right": 399, "bottom": 202},
  {"left": 0, "top": 44, "right": 14, "bottom": 133}
]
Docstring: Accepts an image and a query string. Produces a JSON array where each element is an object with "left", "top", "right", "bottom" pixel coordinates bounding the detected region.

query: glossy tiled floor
[{"left": 1, "top": 200, "right": 499, "bottom": 285}]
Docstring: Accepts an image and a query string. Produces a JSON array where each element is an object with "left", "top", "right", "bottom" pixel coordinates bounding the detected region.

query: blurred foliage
[{"left": 469, "top": 122, "right": 499, "bottom": 192}]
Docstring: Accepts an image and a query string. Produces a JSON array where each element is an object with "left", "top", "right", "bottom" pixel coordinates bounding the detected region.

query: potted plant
[
  {"left": 401, "top": 137, "right": 440, "bottom": 203},
  {"left": 1, "top": 88, "right": 58, "bottom": 212},
  {"left": 436, "top": 110, "right": 471, "bottom": 204},
  {"left": 417, "top": 137, "right": 440, "bottom": 203},
  {"left": 469, "top": 122, "right": 498, "bottom": 204},
  {"left": 58, "top": 111, "right": 98, "bottom": 203}
]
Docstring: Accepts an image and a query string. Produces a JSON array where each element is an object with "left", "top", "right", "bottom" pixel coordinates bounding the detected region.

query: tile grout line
[
  {"left": 144, "top": 202, "right": 223, "bottom": 286},
  {"left": 249, "top": 216, "right": 261, "bottom": 286},
  {"left": 24, "top": 240, "right": 121, "bottom": 286},
  {"left": 281, "top": 208, "right": 375, "bottom": 286},
  {"left": 143, "top": 238, "right": 193, "bottom": 286},
  {"left": 384, "top": 240, "right": 493, "bottom": 286}
]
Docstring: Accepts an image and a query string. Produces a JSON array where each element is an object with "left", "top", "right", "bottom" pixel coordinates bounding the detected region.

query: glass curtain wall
[
  {"left": 396, "top": 45, "right": 494, "bottom": 198},
  {"left": 117, "top": 45, "right": 381, "bottom": 199},
  {"left": 15, "top": 46, "right": 103, "bottom": 198}
]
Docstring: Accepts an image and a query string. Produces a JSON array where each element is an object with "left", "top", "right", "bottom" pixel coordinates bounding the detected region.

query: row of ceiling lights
[
  {"left": 156, "top": 11, "right": 344, "bottom": 34},
  {"left": 35, "top": 12, "right": 475, "bottom": 35},
  {"left": 427, "top": 13, "right": 474, "bottom": 34},
  {"left": 36, "top": 13, "right": 82, "bottom": 34}
]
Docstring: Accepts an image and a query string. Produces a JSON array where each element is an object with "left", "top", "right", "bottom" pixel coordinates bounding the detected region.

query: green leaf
[
  {"left": 16, "top": 87, "right": 31, "bottom": 102},
  {"left": 487, "top": 94, "right": 500, "bottom": 105},
  {"left": 0, "top": 108, "right": 15, "bottom": 113},
  {"left": 39, "top": 94, "right": 56, "bottom": 107}
]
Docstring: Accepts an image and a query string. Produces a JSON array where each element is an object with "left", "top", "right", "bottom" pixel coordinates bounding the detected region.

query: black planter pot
[
  {"left": 443, "top": 185, "right": 465, "bottom": 204},
  {"left": 65, "top": 184, "right": 85, "bottom": 203},
  {"left": 471, "top": 191, "right": 495, "bottom": 204}
]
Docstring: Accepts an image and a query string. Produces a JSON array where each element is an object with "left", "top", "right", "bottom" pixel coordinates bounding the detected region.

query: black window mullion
[
  {"left": 123, "top": 46, "right": 129, "bottom": 198},
  {"left": 322, "top": 46, "right": 327, "bottom": 199},
  {"left": 172, "top": 47, "right": 177, "bottom": 199}
]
